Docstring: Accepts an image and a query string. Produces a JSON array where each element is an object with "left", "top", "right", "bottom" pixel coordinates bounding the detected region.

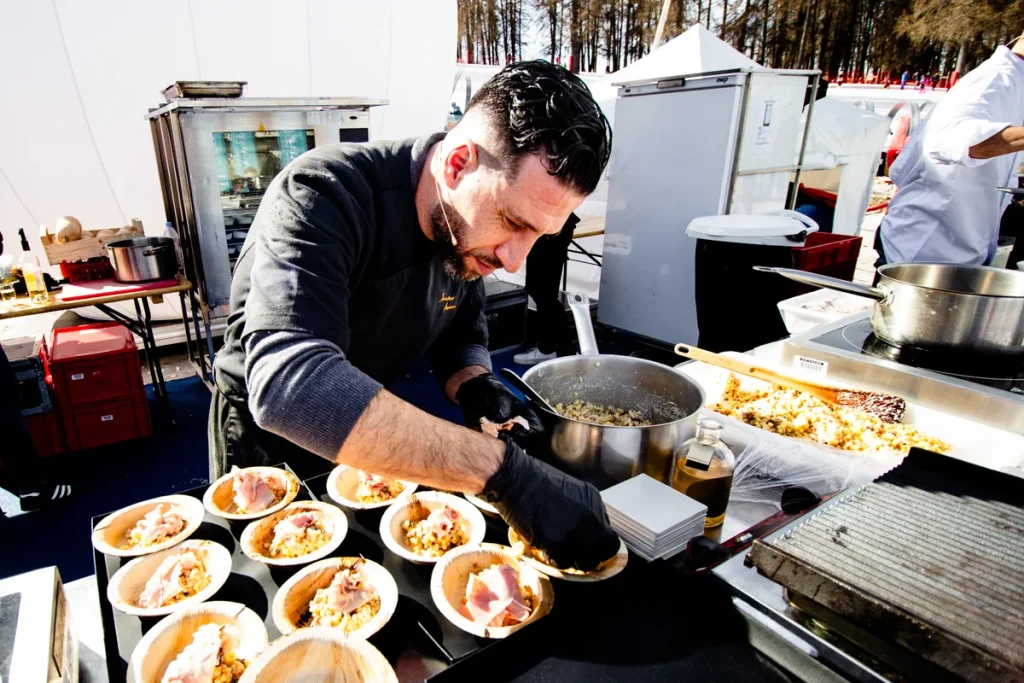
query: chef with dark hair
[{"left": 209, "top": 61, "right": 618, "bottom": 570}]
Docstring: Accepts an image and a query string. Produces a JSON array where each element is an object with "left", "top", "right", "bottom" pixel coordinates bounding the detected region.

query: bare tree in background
[{"left": 458, "top": 0, "right": 1024, "bottom": 79}]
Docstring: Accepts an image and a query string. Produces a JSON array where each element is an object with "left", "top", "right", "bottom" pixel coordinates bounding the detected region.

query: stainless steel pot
[
  {"left": 521, "top": 293, "right": 706, "bottom": 488},
  {"left": 757, "top": 263, "right": 1024, "bottom": 355},
  {"left": 106, "top": 237, "right": 178, "bottom": 283}
]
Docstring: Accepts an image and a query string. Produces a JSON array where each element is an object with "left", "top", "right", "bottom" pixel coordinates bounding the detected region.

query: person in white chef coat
[{"left": 877, "top": 35, "right": 1024, "bottom": 266}]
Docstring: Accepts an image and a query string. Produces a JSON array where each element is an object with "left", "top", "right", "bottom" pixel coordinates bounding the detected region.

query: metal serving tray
[
  {"left": 162, "top": 81, "right": 246, "bottom": 101},
  {"left": 92, "top": 466, "right": 528, "bottom": 682}
]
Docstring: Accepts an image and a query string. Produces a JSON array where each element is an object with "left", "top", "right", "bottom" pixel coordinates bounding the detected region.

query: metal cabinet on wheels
[
  {"left": 145, "top": 87, "right": 386, "bottom": 388},
  {"left": 597, "top": 68, "right": 820, "bottom": 348}
]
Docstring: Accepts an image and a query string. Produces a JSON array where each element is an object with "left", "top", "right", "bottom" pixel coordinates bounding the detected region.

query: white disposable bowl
[
  {"left": 379, "top": 492, "right": 486, "bottom": 565},
  {"left": 240, "top": 501, "right": 348, "bottom": 567},
  {"left": 107, "top": 539, "right": 232, "bottom": 617},
  {"left": 91, "top": 495, "right": 204, "bottom": 557},
  {"left": 325, "top": 465, "right": 418, "bottom": 511}
]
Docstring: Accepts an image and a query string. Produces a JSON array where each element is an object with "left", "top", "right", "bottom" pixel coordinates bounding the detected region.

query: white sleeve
[{"left": 922, "top": 69, "right": 1018, "bottom": 168}]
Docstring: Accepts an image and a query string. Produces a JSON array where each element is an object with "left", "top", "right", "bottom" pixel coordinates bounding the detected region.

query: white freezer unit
[{"left": 598, "top": 68, "right": 818, "bottom": 345}]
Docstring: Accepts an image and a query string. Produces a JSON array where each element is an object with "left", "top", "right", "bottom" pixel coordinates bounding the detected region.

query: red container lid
[{"left": 49, "top": 323, "right": 136, "bottom": 363}]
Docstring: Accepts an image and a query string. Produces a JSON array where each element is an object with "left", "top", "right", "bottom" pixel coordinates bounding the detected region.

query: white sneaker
[{"left": 514, "top": 347, "right": 557, "bottom": 365}]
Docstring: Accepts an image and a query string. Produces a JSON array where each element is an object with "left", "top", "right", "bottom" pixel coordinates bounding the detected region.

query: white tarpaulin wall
[
  {"left": 801, "top": 97, "right": 890, "bottom": 235},
  {"left": 0, "top": 0, "right": 457, "bottom": 266}
]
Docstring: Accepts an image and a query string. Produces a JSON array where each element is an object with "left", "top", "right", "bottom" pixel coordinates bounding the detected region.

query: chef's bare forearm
[
  {"left": 445, "top": 365, "right": 489, "bottom": 402},
  {"left": 337, "top": 388, "right": 504, "bottom": 493},
  {"left": 969, "top": 126, "right": 1024, "bottom": 159}
]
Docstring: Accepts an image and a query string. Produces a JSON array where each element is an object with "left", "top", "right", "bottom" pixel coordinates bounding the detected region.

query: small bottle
[
  {"left": 18, "top": 228, "right": 48, "bottom": 304},
  {"left": 671, "top": 418, "right": 736, "bottom": 528}
]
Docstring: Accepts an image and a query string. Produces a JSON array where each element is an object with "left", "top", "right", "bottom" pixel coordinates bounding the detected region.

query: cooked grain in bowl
[
  {"left": 267, "top": 510, "right": 331, "bottom": 559},
  {"left": 161, "top": 623, "right": 247, "bottom": 683},
  {"left": 356, "top": 471, "right": 406, "bottom": 505},
  {"left": 402, "top": 501, "right": 468, "bottom": 557},
  {"left": 125, "top": 503, "right": 188, "bottom": 549},
  {"left": 300, "top": 562, "right": 381, "bottom": 632},
  {"left": 140, "top": 549, "right": 211, "bottom": 609},
  {"left": 231, "top": 466, "right": 288, "bottom": 514}
]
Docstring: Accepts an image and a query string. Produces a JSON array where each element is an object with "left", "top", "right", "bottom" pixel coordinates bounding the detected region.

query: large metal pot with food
[
  {"left": 521, "top": 295, "right": 705, "bottom": 489},
  {"left": 106, "top": 237, "right": 178, "bottom": 283},
  {"left": 757, "top": 263, "right": 1024, "bottom": 355}
]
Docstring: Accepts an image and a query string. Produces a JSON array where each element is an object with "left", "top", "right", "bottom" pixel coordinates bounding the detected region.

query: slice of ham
[
  {"left": 137, "top": 504, "right": 187, "bottom": 545},
  {"left": 479, "top": 416, "right": 530, "bottom": 439},
  {"left": 231, "top": 466, "right": 278, "bottom": 512},
  {"left": 140, "top": 551, "right": 198, "bottom": 608},
  {"left": 358, "top": 471, "right": 387, "bottom": 492},
  {"left": 465, "top": 563, "right": 530, "bottom": 627},
  {"left": 272, "top": 510, "right": 323, "bottom": 545},
  {"left": 323, "top": 566, "right": 371, "bottom": 614},
  {"left": 424, "top": 505, "right": 460, "bottom": 535},
  {"left": 161, "top": 623, "right": 238, "bottom": 683}
]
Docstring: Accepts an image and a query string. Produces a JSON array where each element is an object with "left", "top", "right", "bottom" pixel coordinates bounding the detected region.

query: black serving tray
[{"left": 92, "top": 465, "right": 533, "bottom": 682}]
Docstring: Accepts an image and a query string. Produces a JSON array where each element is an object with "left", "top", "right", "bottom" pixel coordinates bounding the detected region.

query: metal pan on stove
[{"left": 756, "top": 263, "right": 1024, "bottom": 356}]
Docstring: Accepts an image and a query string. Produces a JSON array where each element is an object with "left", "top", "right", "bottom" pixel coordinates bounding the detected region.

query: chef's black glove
[
  {"left": 456, "top": 372, "right": 545, "bottom": 451},
  {"left": 483, "top": 439, "right": 620, "bottom": 572}
]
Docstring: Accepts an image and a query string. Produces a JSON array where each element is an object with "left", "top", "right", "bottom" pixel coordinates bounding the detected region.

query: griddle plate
[{"left": 749, "top": 449, "right": 1024, "bottom": 682}]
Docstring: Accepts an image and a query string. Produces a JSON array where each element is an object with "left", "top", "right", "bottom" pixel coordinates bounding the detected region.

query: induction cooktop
[{"left": 810, "top": 318, "right": 1024, "bottom": 396}]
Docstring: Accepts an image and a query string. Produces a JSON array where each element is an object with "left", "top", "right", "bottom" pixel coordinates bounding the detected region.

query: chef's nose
[{"left": 495, "top": 235, "right": 535, "bottom": 273}]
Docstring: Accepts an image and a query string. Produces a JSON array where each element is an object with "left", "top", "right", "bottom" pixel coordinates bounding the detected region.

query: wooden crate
[{"left": 39, "top": 218, "right": 144, "bottom": 265}]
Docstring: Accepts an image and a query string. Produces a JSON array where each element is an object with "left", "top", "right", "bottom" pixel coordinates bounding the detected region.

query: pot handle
[
  {"left": 567, "top": 292, "right": 600, "bottom": 355},
  {"left": 753, "top": 266, "right": 889, "bottom": 303},
  {"left": 142, "top": 245, "right": 171, "bottom": 257}
]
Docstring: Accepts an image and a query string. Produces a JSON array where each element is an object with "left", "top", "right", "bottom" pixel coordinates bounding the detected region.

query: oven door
[{"left": 178, "top": 109, "right": 370, "bottom": 312}]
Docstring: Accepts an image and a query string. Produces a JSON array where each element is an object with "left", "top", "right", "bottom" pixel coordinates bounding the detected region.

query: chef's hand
[
  {"left": 483, "top": 439, "right": 620, "bottom": 572},
  {"left": 456, "top": 372, "right": 545, "bottom": 451}
]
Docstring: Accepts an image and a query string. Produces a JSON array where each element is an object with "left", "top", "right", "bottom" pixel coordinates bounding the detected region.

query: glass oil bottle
[{"left": 671, "top": 418, "right": 735, "bottom": 528}]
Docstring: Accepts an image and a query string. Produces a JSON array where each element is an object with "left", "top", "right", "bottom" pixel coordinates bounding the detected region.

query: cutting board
[{"left": 59, "top": 277, "right": 179, "bottom": 302}]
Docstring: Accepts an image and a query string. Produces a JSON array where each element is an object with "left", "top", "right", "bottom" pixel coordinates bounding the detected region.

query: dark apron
[{"left": 209, "top": 258, "right": 472, "bottom": 481}]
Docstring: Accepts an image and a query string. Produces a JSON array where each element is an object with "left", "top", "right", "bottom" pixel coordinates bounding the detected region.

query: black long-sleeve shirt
[{"left": 213, "top": 133, "right": 490, "bottom": 458}]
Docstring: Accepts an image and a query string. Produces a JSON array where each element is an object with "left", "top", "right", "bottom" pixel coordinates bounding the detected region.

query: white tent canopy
[{"left": 610, "top": 24, "right": 764, "bottom": 85}]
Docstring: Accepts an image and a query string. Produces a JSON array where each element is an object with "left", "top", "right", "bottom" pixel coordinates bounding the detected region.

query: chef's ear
[{"left": 443, "top": 141, "right": 478, "bottom": 186}]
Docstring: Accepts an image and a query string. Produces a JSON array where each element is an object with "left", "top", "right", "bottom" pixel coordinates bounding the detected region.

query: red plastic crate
[
  {"left": 48, "top": 323, "right": 146, "bottom": 408},
  {"left": 791, "top": 232, "right": 862, "bottom": 280},
  {"left": 25, "top": 406, "right": 67, "bottom": 458},
  {"left": 62, "top": 397, "right": 151, "bottom": 451}
]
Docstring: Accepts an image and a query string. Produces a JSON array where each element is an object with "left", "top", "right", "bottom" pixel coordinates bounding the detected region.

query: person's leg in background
[
  {"left": 872, "top": 228, "right": 888, "bottom": 286},
  {"left": 515, "top": 213, "right": 579, "bottom": 365},
  {"left": 0, "top": 345, "right": 70, "bottom": 513}
]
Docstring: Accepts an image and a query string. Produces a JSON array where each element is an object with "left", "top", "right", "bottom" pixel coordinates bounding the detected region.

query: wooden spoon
[{"left": 674, "top": 343, "right": 907, "bottom": 424}]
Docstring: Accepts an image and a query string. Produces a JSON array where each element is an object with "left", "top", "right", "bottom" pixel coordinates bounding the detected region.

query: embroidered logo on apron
[{"left": 440, "top": 293, "right": 457, "bottom": 312}]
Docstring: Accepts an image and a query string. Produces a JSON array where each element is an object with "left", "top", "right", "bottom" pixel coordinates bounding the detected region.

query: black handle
[{"left": 142, "top": 246, "right": 171, "bottom": 256}]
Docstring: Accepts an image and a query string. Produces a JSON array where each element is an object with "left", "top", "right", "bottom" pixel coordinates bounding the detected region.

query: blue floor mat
[{"left": 0, "top": 349, "right": 533, "bottom": 582}]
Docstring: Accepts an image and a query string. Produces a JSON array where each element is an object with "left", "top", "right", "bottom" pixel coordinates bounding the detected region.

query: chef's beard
[{"left": 429, "top": 202, "right": 501, "bottom": 281}]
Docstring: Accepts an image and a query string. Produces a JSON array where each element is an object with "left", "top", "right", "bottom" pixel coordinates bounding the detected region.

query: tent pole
[{"left": 652, "top": 0, "right": 673, "bottom": 51}]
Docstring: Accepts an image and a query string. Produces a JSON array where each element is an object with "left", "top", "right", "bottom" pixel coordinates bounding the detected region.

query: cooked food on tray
[
  {"left": 299, "top": 561, "right": 381, "bottom": 632},
  {"left": 125, "top": 503, "right": 188, "bottom": 549},
  {"left": 402, "top": 501, "right": 468, "bottom": 557},
  {"left": 509, "top": 528, "right": 608, "bottom": 576},
  {"left": 139, "top": 549, "right": 211, "bottom": 609},
  {"left": 161, "top": 623, "right": 247, "bottom": 683},
  {"left": 464, "top": 562, "right": 537, "bottom": 627},
  {"left": 479, "top": 415, "right": 530, "bottom": 438},
  {"left": 355, "top": 470, "right": 406, "bottom": 505},
  {"left": 552, "top": 399, "right": 651, "bottom": 427},
  {"left": 711, "top": 374, "right": 950, "bottom": 454},
  {"left": 267, "top": 510, "right": 331, "bottom": 559},
  {"left": 231, "top": 466, "right": 286, "bottom": 514}
]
